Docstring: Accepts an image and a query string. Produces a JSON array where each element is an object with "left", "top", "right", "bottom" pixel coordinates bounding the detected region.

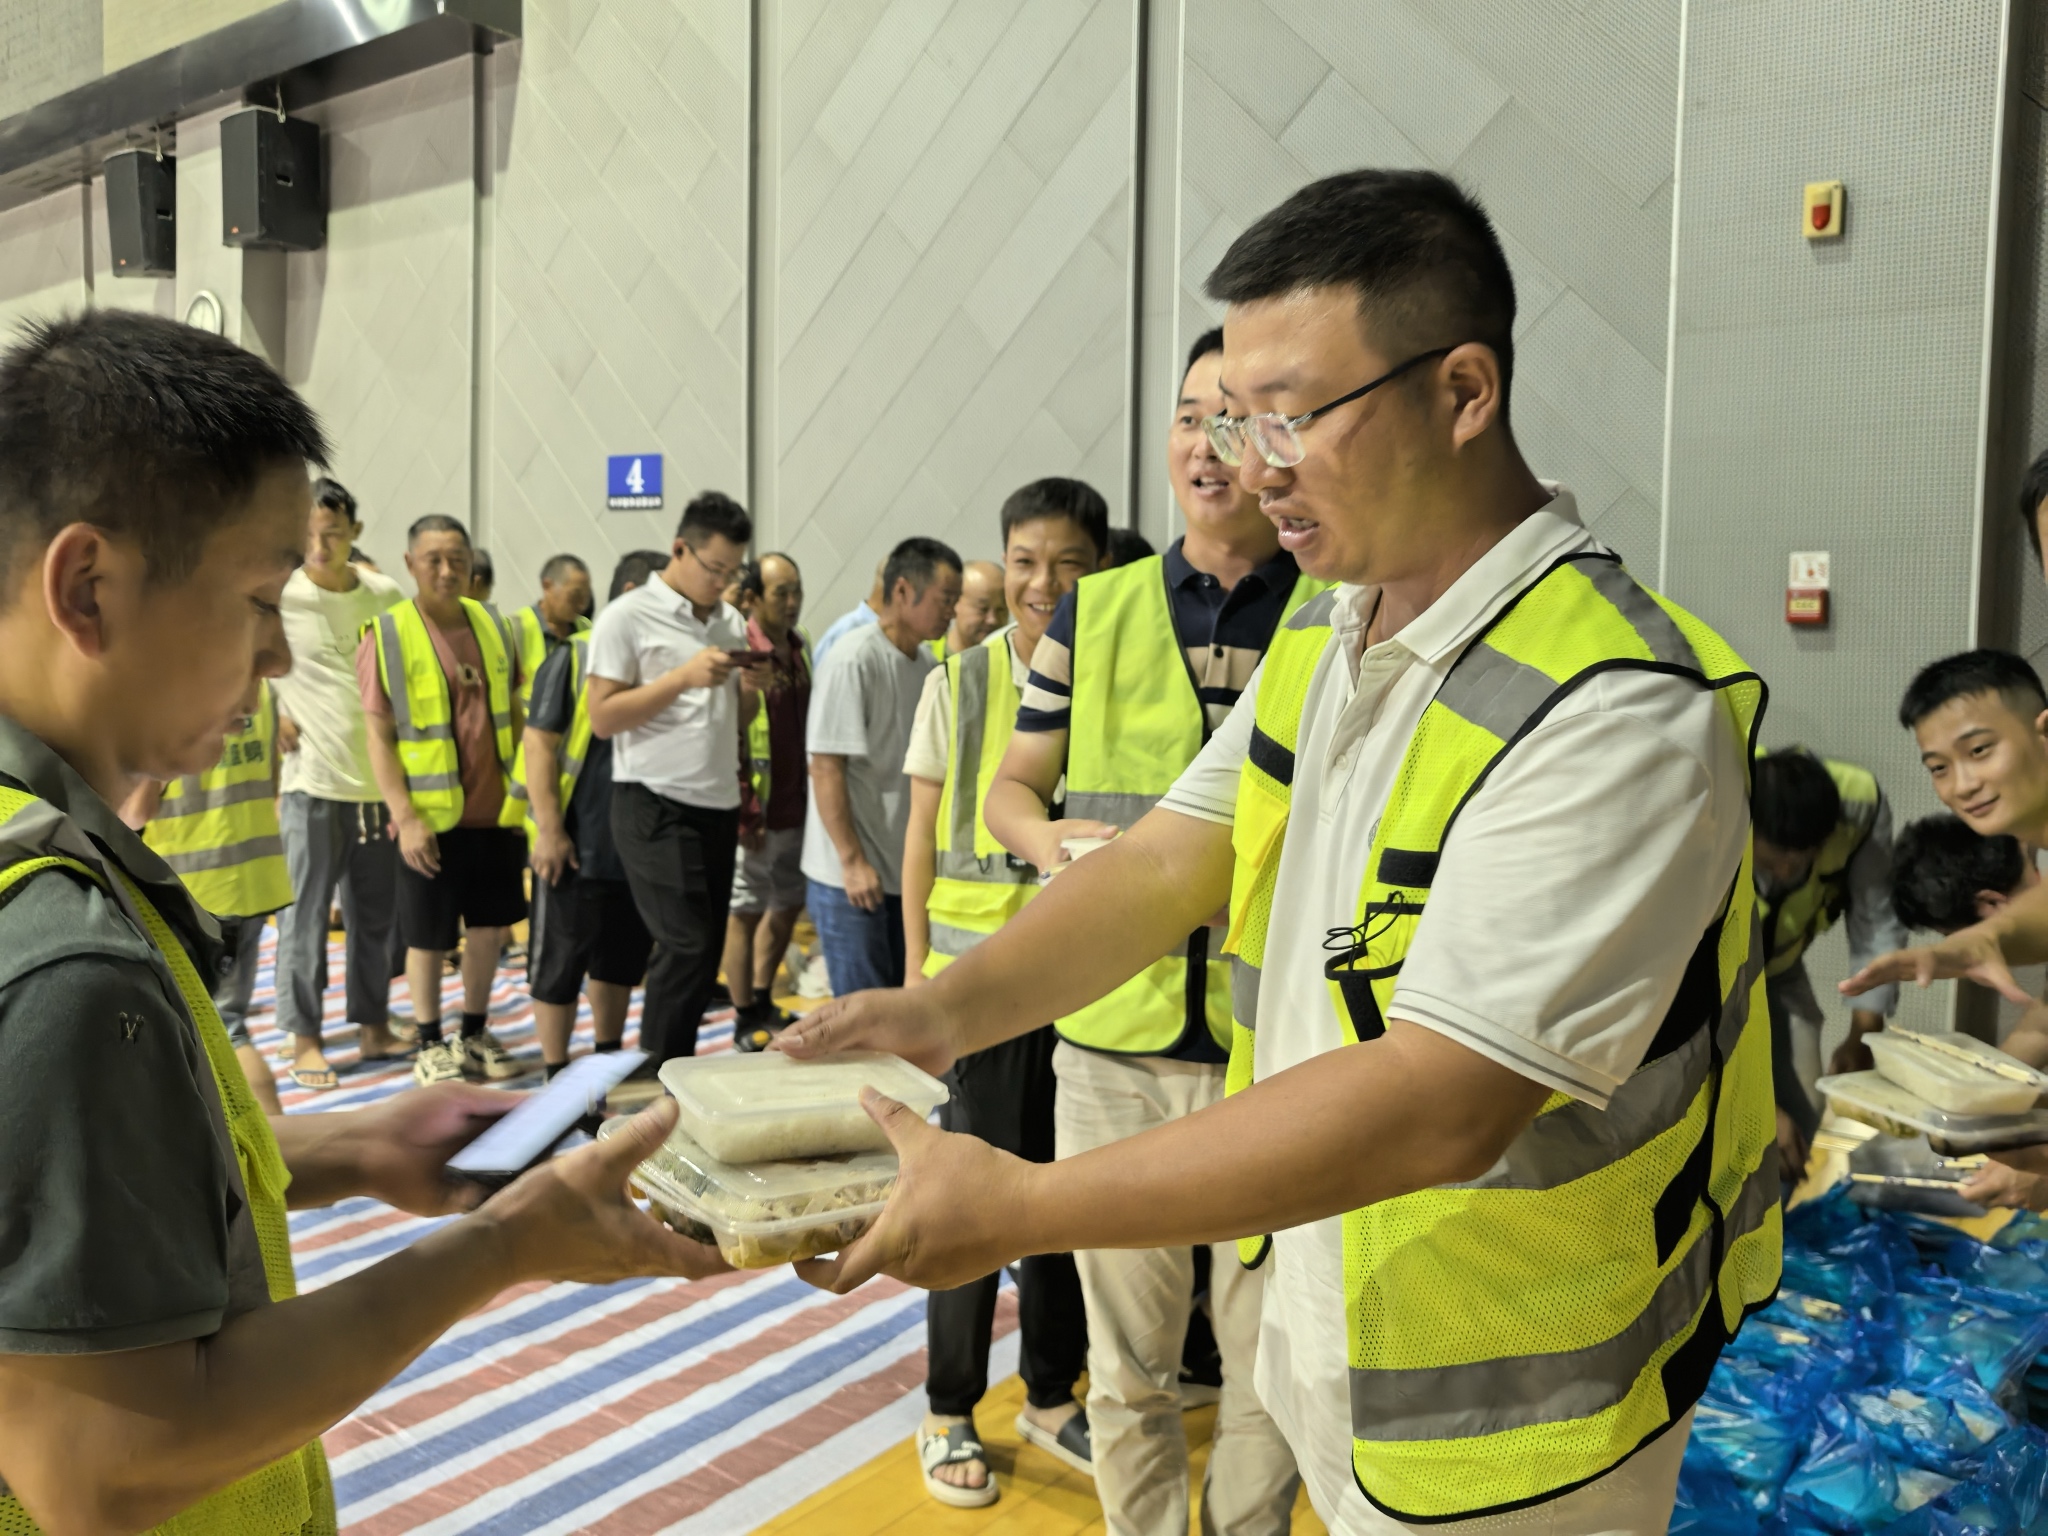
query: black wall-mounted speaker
[
  {"left": 221, "top": 109, "right": 325, "bottom": 252},
  {"left": 104, "top": 150, "right": 176, "bottom": 277}
]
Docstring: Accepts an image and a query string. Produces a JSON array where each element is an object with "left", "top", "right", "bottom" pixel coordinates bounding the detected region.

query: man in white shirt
[
  {"left": 271, "top": 478, "right": 408, "bottom": 1090},
  {"left": 813, "top": 558, "right": 887, "bottom": 670},
  {"left": 587, "top": 491, "right": 755, "bottom": 1063},
  {"left": 781, "top": 169, "right": 1774, "bottom": 1534}
]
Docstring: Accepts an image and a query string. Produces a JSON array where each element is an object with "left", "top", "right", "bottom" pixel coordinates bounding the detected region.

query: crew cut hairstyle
[
  {"left": 610, "top": 548, "right": 668, "bottom": 602},
  {"left": 1205, "top": 168, "right": 1518, "bottom": 414},
  {"left": 313, "top": 476, "right": 358, "bottom": 525},
  {"left": 469, "top": 546, "right": 494, "bottom": 585},
  {"left": 2022, "top": 447, "right": 2048, "bottom": 562},
  {"left": 1186, "top": 327, "right": 1223, "bottom": 376},
  {"left": 1899, "top": 650, "right": 2048, "bottom": 729},
  {"left": 999, "top": 477, "right": 1109, "bottom": 559},
  {"left": 1892, "top": 814, "right": 2029, "bottom": 933},
  {"left": 540, "top": 552, "right": 588, "bottom": 585},
  {"left": 884, "top": 535, "right": 962, "bottom": 600},
  {"left": 409, "top": 513, "right": 471, "bottom": 548},
  {"left": 0, "top": 310, "right": 328, "bottom": 591},
  {"left": 1107, "top": 527, "right": 1156, "bottom": 567},
  {"left": 1752, "top": 749, "right": 1842, "bottom": 852},
  {"left": 678, "top": 490, "right": 752, "bottom": 548}
]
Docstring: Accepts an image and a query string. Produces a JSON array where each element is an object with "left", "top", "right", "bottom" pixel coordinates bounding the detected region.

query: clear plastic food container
[
  {"left": 1817, "top": 1070, "right": 2048, "bottom": 1154},
  {"left": 1867, "top": 1031, "right": 2042, "bottom": 1116},
  {"left": 600, "top": 1117, "right": 898, "bottom": 1268},
  {"left": 657, "top": 1050, "right": 949, "bottom": 1163}
]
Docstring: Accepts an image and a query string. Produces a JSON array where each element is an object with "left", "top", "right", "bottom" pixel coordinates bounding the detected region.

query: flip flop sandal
[
  {"left": 1014, "top": 1409, "right": 1093, "bottom": 1478},
  {"left": 918, "top": 1421, "right": 998, "bottom": 1508},
  {"left": 288, "top": 1064, "right": 339, "bottom": 1092}
]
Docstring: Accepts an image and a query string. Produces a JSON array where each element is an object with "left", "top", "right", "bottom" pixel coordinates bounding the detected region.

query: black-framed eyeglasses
[
  {"left": 683, "top": 541, "right": 742, "bottom": 587},
  {"left": 1203, "top": 347, "right": 1456, "bottom": 469}
]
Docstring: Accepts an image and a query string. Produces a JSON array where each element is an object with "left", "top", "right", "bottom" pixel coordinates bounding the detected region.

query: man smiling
[{"left": 782, "top": 170, "right": 1777, "bottom": 1533}]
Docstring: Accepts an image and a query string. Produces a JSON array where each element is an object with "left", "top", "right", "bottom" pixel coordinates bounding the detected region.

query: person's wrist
[{"left": 444, "top": 1205, "right": 526, "bottom": 1290}]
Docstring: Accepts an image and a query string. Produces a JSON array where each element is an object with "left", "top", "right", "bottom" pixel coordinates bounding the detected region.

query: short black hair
[
  {"left": 1205, "top": 169, "right": 1517, "bottom": 412},
  {"left": 1185, "top": 327, "right": 1224, "bottom": 379},
  {"left": 0, "top": 310, "right": 328, "bottom": 591},
  {"left": 678, "top": 490, "right": 752, "bottom": 548},
  {"left": 883, "top": 536, "right": 962, "bottom": 601},
  {"left": 408, "top": 513, "right": 471, "bottom": 548},
  {"left": 609, "top": 548, "right": 668, "bottom": 602},
  {"left": 999, "top": 477, "right": 1109, "bottom": 558},
  {"left": 468, "top": 546, "right": 493, "bottom": 585},
  {"left": 2022, "top": 448, "right": 2048, "bottom": 562},
  {"left": 540, "top": 553, "right": 588, "bottom": 586},
  {"left": 1752, "top": 749, "right": 1842, "bottom": 851},
  {"left": 313, "top": 476, "right": 358, "bottom": 525},
  {"left": 1893, "top": 814, "right": 2029, "bottom": 932},
  {"left": 1107, "top": 527, "right": 1156, "bottom": 567},
  {"left": 1899, "top": 650, "right": 2048, "bottom": 730}
]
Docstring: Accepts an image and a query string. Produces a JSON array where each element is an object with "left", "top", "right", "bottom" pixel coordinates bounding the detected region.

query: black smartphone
[
  {"left": 724, "top": 648, "right": 774, "bottom": 666},
  {"left": 444, "top": 1049, "right": 648, "bottom": 1189}
]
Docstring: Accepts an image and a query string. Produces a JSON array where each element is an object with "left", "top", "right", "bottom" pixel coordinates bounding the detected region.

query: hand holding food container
[{"left": 1039, "top": 826, "right": 1118, "bottom": 883}]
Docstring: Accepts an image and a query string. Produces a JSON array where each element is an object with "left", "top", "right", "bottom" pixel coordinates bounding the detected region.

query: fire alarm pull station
[
  {"left": 1804, "top": 181, "right": 1844, "bottom": 240},
  {"left": 1787, "top": 551, "right": 1830, "bottom": 626}
]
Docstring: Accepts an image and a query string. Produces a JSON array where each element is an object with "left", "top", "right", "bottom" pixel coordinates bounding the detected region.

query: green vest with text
[
  {"left": 368, "top": 598, "right": 521, "bottom": 834},
  {"left": 143, "top": 682, "right": 292, "bottom": 918},
  {"left": 506, "top": 635, "right": 593, "bottom": 844},
  {"left": 1061, "top": 556, "right": 1326, "bottom": 1055},
  {"left": 507, "top": 604, "right": 591, "bottom": 709},
  {"left": 0, "top": 787, "right": 335, "bottom": 1536},
  {"left": 1759, "top": 753, "right": 1879, "bottom": 978},
  {"left": 1219, "top": 554, "right": 1781, "bottom": 1523},
  {"left": 923, "top": 630, "right": 1036, "bottom": 975}
]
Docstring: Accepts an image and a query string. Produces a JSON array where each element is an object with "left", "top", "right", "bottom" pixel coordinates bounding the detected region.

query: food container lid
[
  {"left": 1818, "top": 1070, "right": 2048, "bottom": 1153},
  {"left": 1886, "top": 1029, "right": 2048, "bottom": 1090},
  {"left": 660, "top": 1050, "right": 945, "bottom": 1131},
  {"left": 600, "top": 1116, "right": 900, "bottom": 1233},
  {"left": 1867, "top": 1030, "right": 2043, "bottom": 1117}
]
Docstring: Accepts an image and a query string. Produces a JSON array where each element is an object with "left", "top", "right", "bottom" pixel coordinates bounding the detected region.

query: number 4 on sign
[{"left": 626, "top": 458, "right": 645, "bottom": 495}]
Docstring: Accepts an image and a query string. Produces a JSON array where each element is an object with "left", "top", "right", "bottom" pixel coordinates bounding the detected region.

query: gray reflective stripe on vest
[
  {"left": 1579, "top": 559, "right": 1701, "bottom": 672},
  {"left": 1286, "top": 589, "right": 1339, "bottom": 631},
  {"left": 408, "top": 771, "right": 461, "bottom": 792},
  {"left": 164, "top": 776, "right": 277, "bottom": 814},
  {"left": 929, "top": 921, "right": 987, "bottom": 957},
  {"left": 1349, "top": 1154, "right": 1776, "bottom": 1442},
  {"left": 1232, "top": 956, "right": 1260, "bottom": 1029},
  {"left": 1433, "top": 642, "right": 1558, "bottom": 740},
  {"left": 935, "top": 847, "right": 1022, "bottom": 883},
  {"left": 160, "top": 834, "right": 285, "bottom": 876},
  {"left": 949, "top": 646, "right": 990, "bottom": 853},
  {"left": 1456, "top": 911, "right": 1764, "bottom": 1192},
  {"left": 1063, "top": 791, "right": 1157, "bottom": 829},
  {"left": 492, "top": 709, "right": 513, "bottom": 732}
]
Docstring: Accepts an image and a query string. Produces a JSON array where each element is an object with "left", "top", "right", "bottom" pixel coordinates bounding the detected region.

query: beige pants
[{"left": 1053, "top": 1041, "right": 1302, "bottom": 1536}]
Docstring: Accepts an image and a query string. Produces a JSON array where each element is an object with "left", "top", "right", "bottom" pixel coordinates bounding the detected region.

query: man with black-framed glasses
[{"left": 587, "top": 491, "right": 757, "bottom": 1063}]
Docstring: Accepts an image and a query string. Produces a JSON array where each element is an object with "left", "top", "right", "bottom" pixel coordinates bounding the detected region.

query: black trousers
[
  {"left": 612, "top": 782, "right": 739, "bottom": 1064},
  {"left": 926, "top": 1024, "right": 1087, "bottom": 1416}
]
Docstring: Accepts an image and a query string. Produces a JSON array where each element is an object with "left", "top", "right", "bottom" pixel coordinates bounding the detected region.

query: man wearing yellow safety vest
[
  {"left": 900, "top": 479, "right": 1108, "bottom": 1508},
  {"left": 1747, "top": 747, "right": 1903, "bottom": 1181},
  {"left": 128, "top": 679, "right": 293, "bottom": 1115},
  {"left": 0, "top": 310, "right": 723, "bottom": 1535},
  {"left": 928, "top": 560, "right": 1007, "bottom": 664},
  {"left": 506, "top": 552, "right": 593, "bottom": 707},
  {"left": 784, "top": 170, "right": 1779, "bottom": 1534},
  {"left": 360, "top": 514, "right": 530, "bottom": 1087},
  {"left": 981, "top": 326, "right": 1310, "bottom": 1536},
  {"left": 516, "top": 553, "right": 656, "bottom": 1079}
]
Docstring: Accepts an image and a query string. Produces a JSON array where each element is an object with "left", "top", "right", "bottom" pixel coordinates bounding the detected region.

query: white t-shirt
[
  {"left": 801, "top": 621, "right": 934, "bottom": 895},
  {"left": 1158, "top": 489, "right": 1748, "bottom": 1533},
  {"left": 586, "top": 575, "right": 748, "bottom": 811},
  {"left": 274, "top": 566, "right": 404, "bottom": 801}
]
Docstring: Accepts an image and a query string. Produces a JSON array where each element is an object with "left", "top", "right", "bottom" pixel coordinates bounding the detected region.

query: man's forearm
[
  {"left": 586, "top": 675, "right": 682, "bottom": 738},
  {"left": 982, "top": 728, "right": 1066, "bottom": 860},
  {"left": 523, "top": 729, "right": 566, "bottom": 839},
  {"left": 365, "top": 720, "right": 417, "bottom": 829},
  {"left": 1987, "top": 881, "right": 2048, "bottom": 966},
  {"left": 902, "top": 778, "right": 940, "bottom": 968},
  {"left": 810, "top": 757, "right": 868, "bottom": 869}
]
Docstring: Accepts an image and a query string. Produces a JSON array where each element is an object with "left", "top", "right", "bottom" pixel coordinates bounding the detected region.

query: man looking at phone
[{"left": 587, "top": 491, "right": 756, "bottom": 1063}]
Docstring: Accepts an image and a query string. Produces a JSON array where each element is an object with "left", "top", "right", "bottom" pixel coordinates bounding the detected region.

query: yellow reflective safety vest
[
  {"left": 1759, "top": 753, "right": 1879, "bottom": 979},
  {"left": 1061, "top": 556, "right": 1327, "bottom": 1055},
  {"left": 0, "top": 786, "right": 335, "bottom": 1536},
  {"left": 367, "top": 598, "right": 521, "bottom": 834},
  {"left": 923, "top": 628, "right": 1036, "bottom": 975},
  {"left": 1219, "top": 553, "right": 1781, "bottom": 1522},
  {"left": 507, "top": 604, "right": 591, "bottom": 709},
  {"left": 923, "top": 636, "right": 949, "bottom": 664},
  {"left": 143, "top": 681, "right": 291, "bottom": 918},
  {"left": 506, "top": 635, "right": 594, "bottom": 844}
]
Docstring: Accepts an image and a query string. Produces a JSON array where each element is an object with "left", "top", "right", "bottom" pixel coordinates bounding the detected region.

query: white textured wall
[
  {"left": 288, "top": 58, "right": 476, "bottom": 571},
  {"left": 0, "top": 186, "right": 87, "bottom": 342}
]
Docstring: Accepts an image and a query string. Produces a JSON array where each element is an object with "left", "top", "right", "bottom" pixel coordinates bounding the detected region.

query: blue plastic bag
[
  {"left": 1689, "top": 1361, "right": 1814, "bottom": 1510},
  {"left": 1841, "top": 1372, "right": 2012, "bottom": 1478},
  {"left": 1898, "top": 1290, "right": 2048, "bottom": 1397},
  {"left": 1782, "top": 1406, "right": 1902, "bottom": 1532}
]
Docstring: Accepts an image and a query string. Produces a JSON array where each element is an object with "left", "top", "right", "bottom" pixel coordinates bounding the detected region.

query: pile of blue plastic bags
[{"left": 1675, "top": 1191, "right": 2048, "bottom": 1533}]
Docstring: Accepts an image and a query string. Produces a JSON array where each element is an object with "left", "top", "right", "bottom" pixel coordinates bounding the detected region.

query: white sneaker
[
  {"left": 413, "top": 1039, "right": 466, "bottom": 1086},
  {"left": 460, "top": 1030, "right": 526, "bottom": 1081}
]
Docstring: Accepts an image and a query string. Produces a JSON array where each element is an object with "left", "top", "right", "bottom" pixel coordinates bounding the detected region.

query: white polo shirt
[
  {"left": 1158, "top": 487, "right": 1749, "bottom": 1533},
  {"left": 587, "top": 574, "right": 748, "bottom": 811}
]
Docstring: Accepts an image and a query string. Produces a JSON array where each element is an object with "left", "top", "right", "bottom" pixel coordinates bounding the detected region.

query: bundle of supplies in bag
[{"left": 597, "top": 1052, "right": 948, "bottom": 1269}]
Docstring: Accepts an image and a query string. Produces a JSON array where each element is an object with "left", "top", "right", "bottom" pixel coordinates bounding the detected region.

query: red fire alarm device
[
  {"left": 1787, "top": 551, "right": 1830, "bottom": 625},
  {"left": 1804, "top": 181, "right": 1844, "bottom": 240}
]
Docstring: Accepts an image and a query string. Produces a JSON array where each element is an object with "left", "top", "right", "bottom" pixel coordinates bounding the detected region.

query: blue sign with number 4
[{"left": 606, "top": 453, "right": 663, "bottom": 510}]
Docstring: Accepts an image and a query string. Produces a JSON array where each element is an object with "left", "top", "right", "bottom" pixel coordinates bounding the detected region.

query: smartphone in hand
[{"left": 445, "top": 1050, "right": 649, "bottom": 1189}]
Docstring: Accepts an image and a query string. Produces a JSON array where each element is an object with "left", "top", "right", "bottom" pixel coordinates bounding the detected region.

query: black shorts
[
  {"left": 529, "top": 873, "right": 652, "bottom": 1004},
  {"left": 395, "top": 826, "right": 529, "bottom": 952}
]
